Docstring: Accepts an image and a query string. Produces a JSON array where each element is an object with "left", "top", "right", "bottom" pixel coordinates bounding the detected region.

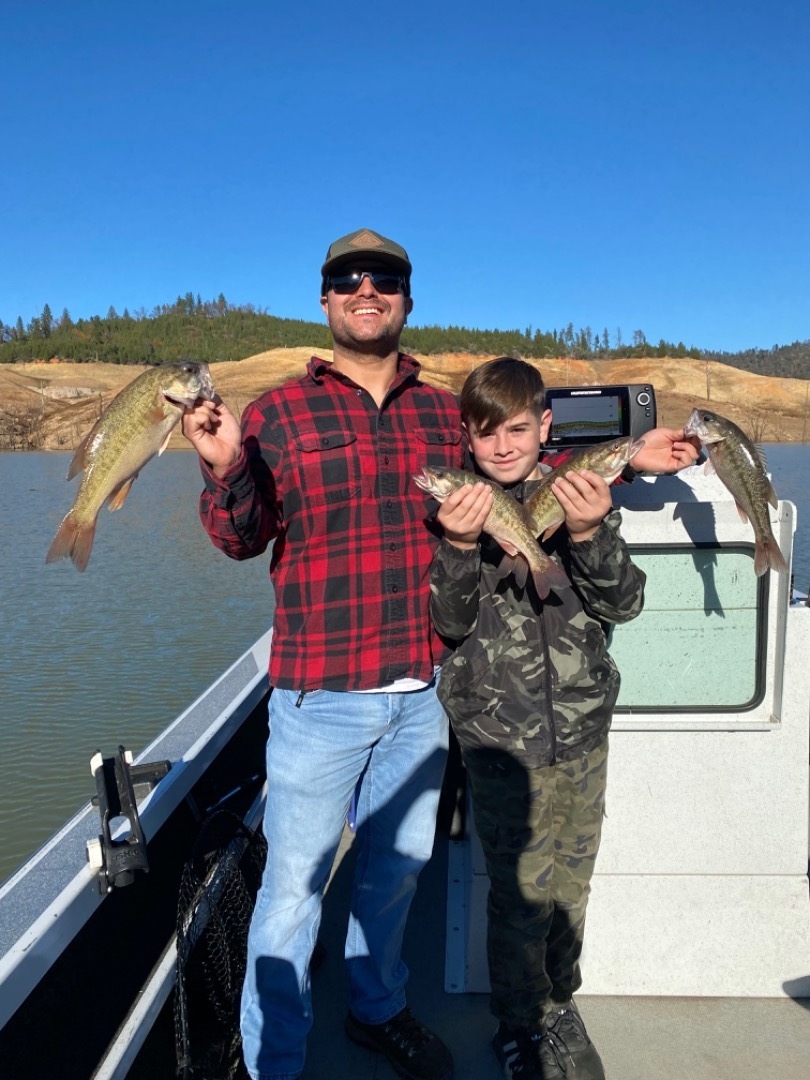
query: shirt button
[
  {"left": 390, "top": 543, "right": 396, "bottom": 551},
  {"left": 392, "top": 586, "right": 399, "bottom": 593}
]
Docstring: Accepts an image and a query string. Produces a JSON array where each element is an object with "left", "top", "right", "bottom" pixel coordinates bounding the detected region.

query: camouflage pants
[{"left": 463, "top": 737, "right": 608, "bottom": 1029}]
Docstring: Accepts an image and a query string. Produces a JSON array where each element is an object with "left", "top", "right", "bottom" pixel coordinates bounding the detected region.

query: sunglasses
[{"left": 327, "top": 270, "right": 406, "bottom": 295}]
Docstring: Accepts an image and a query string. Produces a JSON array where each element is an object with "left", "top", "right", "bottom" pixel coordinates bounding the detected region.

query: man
[
  {"left": 182, "top": 228, "right": 461, "bottom": 1080},
  {"left": 182, "top": 228, "right": 699, "bottom": 1080}
]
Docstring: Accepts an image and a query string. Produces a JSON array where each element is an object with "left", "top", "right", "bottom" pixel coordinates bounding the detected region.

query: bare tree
[{"left": 741, "top": 408, "right": 771, "bottom": 443}]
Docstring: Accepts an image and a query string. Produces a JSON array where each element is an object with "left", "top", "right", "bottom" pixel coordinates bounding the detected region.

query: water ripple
[{"left": 1, "top": 451, "right": 272, "bottom": 883}]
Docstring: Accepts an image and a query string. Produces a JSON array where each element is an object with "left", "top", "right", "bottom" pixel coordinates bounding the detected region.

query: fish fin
[
  {"left": 532, "top": 571, "right": 550, "bottom": 600},
  {"left": 67, "top": 428, "right": 96, "bottom": 479},
  {"left": 531, "top": 560, "right": 571, "bottom": 600},
  {"left": 753, "top": 446, "right": 781, "bottom": 508},
  {"left": 495, "top": 552, "right": 528, "bottom": 589},
  {"left": 107, "top": 476, "right": 137, "bottom": 511},
  {"left": 754, "top": 539, "right": 789, "bottom": 577},
  {"left": 512, "top": 557, "right": 528, "bottom": 590},
  {"left": 46, "top": 512, "right": 96, "bottom": 572},
  {"left": 734, "top": 502, "right": 749, "bottom": 525},
  {"left": 703, "top": 458, "right": 716, "bottom": 476},
  {"left": 541, "top": 521, "right": 564, "bottom": 542},
  {"left": 157, "top": 429, "right": 173, "bottom": 457},
  {"left": 493, "top": 553, "right": 513, "bottom": 580}
]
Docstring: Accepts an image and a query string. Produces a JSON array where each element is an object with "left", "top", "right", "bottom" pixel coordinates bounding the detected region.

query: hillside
[{"left": 2, "top": 349, "right": 809, "bottom": 452}]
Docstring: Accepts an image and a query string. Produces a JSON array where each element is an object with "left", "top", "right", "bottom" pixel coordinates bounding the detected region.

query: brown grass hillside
[{"left": 2, "top": 349, "right": 809, "bottom": 452}]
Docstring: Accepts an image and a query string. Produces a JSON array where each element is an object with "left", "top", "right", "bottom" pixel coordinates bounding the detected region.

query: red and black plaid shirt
[{"left": 199, "top": 354, "right": 464, "bottom": 691}]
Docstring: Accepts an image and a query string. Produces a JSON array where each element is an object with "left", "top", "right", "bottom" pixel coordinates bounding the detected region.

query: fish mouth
[
  {"left": 413, "top": 468, "right": 432, "bottom": 492},
  {"left": 683, "top": 409, "right": 701, "bottom": 438},
  {"left": 194, "top": 366, "right": 216, "bottom": 402},
  {"left": 163, "top": 389, "right": 205, "bottom": 409},
  {"left": 627, "top": 437, "right": 646, "bottom": 460},
  {"left": 164, "top": 367, "right": 216, "bottom": 409}
]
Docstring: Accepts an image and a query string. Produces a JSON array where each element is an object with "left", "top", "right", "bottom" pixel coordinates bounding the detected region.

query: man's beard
[{"left": 329, "top": 316, "right": 404, "bottom": 356}]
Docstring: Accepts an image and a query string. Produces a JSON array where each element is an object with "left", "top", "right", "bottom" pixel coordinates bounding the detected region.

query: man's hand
[
  {"left": 632, "top": 427, "right": 701, "bottom": 473},
  {"left": 436, "top": 482, "right": 494, "bottom": 549},
  {"left": 181, "top": 397, "right": 243, "bottom": 477},
  {"left": 551, "top": 469, "right": 612, "bottom": 543}
]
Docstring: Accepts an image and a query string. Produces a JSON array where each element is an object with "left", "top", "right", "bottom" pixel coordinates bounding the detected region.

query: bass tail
[
  {"left": 532, "top": 558, "right": 571, "bottom": 600},
  {"left": 754, "top": 537, "right": 789, "bottom": 577},
  {"left": 496, "top": 552, "right": 571, "bottom": 599},
  {"left": 46, "top": 512, "right": 97, "bottom": 572}
]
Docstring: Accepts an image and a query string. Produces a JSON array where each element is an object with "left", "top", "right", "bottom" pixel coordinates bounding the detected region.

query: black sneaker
[
  {"left": 345, "top": 1006, "right": 454, "bottom": 1080},
  {"left": 543, "top": 1000, "right": 605, "bottom": 1079},
  {"left": 491, "top": 1023, "right": 567, "bottom": 1079}
]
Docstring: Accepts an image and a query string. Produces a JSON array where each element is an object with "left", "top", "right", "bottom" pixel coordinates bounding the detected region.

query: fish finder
[{"left": 545, "top": 384, "right": 657, "bottom": 448}]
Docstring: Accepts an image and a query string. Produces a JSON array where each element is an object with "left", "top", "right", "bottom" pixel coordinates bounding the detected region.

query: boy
[{"left": 428, "top": 357, "right": 646, "bottom": 1080}]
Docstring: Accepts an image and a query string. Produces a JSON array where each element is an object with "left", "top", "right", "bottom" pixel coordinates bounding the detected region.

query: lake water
[
  {"left": 1, "top": 444, "right": 808, "bottom": 885},
  {"left": 1, "top": 451, "right": 274, "bottom": 883}
]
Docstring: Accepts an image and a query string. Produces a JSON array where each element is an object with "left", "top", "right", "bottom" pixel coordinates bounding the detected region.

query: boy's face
[{"left": 465, "top": 408, "right": 553, "bottom": 485}]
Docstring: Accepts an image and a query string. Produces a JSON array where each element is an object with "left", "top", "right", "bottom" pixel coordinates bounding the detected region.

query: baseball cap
[{"left": 321, "top": 228, "right": 412, "bottom": 295}]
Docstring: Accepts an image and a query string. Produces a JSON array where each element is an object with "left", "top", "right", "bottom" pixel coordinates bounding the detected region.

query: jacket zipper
[{"left": 538, "top": 600, "right": 556, "bottom": 765}]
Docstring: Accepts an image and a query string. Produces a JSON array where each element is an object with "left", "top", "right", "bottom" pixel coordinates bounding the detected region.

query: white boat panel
[{"left": 448, "top": 478, "right": 810, "bottom": 998}]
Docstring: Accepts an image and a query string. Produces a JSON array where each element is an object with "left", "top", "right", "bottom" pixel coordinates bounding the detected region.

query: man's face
[
  {"left": 466, "top": 408, "right": 553, "bottom": 485},
  {"left": 321, "top": 262, "right": 413, "bottom": 352}
]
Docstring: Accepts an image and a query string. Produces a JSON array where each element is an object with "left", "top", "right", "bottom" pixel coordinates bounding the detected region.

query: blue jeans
[{"left": 240, "top": 682, "right": 449, "bottom": 1080}]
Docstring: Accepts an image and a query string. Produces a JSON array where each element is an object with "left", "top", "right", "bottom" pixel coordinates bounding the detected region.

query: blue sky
[{"left": 3, "top": 0, "right": 808, "bottom": 353}]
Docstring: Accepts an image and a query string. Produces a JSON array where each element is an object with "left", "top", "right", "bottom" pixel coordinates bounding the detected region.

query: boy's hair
[{"left": 460, "top": 357, "right": 546, "bottom": 434}]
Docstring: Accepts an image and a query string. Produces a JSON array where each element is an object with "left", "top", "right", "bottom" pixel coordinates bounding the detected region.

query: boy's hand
[
  {"left": 632, "top": 427, "right": 701, "bottom": 473},
  {"left": 437, "top": 482, "right": 494, "bottom": 549},
  {"left": 551, "top": 469, "right": 611, "bottom": 542}
]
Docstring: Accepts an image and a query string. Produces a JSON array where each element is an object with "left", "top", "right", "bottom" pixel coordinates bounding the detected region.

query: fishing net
[{"left": 174, "top": 809, "right": 267, "bottom": 1080}]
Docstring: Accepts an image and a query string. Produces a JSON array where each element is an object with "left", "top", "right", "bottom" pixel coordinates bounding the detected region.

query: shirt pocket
[
  {"left": 291, "top": 425, "right": 362, "bottom": 506},
  {"left": 411, "top": 426, "right": 462, "bottom": 470}
]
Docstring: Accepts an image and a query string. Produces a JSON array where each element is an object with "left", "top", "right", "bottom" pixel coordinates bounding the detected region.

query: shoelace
[
  {"left": 542, "top": 1028, "right": 574, "bottom": 1073},
  {"left": 543, "top": 1009, "right": 581, "bottom": 1070},
  {"left": 383, "top": 1009, "right": 432, "bottom": 1057}
]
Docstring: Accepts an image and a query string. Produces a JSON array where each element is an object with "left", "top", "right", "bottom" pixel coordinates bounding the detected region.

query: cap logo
[{"left": 349, "top": 229, "right": 385, "bottom": 250}]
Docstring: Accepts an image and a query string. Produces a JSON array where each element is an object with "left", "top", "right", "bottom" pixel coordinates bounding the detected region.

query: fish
[
  {"left": 683, "top": 408, "right": 788, "bottom": 576},
  {"left": 46, "top": 361, "right": 216, "bottom": 571},
  {"left": 413, "top": 465, "right": 570, "bottom": 599},
  {"left": 523, "top": 436, "right": 646, "bottom": 539}
]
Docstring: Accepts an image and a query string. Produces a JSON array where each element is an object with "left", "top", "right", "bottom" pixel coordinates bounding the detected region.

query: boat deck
[{"left": 302, "top": 828, "right": 810, "bottom": 1080}]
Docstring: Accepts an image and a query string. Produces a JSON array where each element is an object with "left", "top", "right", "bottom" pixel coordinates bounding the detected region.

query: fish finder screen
[{"left": 548, "top": 391, "right": 625, "bottom": 443}]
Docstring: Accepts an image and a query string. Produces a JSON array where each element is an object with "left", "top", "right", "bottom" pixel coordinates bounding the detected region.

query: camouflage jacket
[{"left": 430, "top": 508, "right": 646, "bottom": 765}]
